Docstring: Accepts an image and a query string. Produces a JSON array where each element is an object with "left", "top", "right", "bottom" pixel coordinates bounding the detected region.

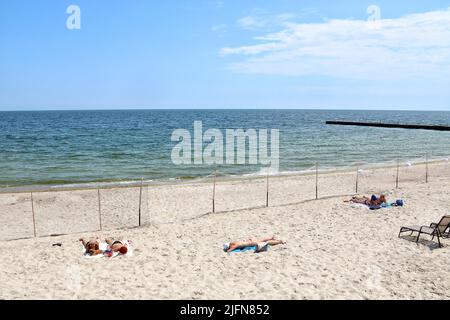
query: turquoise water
[{"left": 1, "top": 109, "right": 450, "bottom": 188}]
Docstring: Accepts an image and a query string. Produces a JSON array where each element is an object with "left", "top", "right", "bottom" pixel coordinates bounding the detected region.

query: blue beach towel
[
  {"left": 370, "top": 199, "right": 404, "bottom": 210},
  {"left": 223, "top": 242, "right": 270, "bottom": 253},
  {"left": 229, "top": 246, "right": 258, "bottom": 253}
]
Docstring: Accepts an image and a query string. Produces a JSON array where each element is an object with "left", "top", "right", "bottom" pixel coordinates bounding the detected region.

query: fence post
[
  {"left": 315, "top": 162, "right": 318, "bottom": 200},
  {"left": 212, "top": 170, "right": 216, "bottom": 213},
  {"left": 396, "top": 159, "right": 399, "bottom": 189},
  {"left": 147, "top": 181, "right": 150, "bottom": 225},
  {"left": 98, "top": 189, "right": 102, "bottom": 231},
  {"left": 138, "top": 178, "right": 143, "bottom": 227},
  {"left": 425, "top": 154, "right": 429, "bottom": 184},
  {"left": 31, "top": 192, "right": 36, "bottom": 237},
  {"left": 266, "top": 168, "right": 269, "bottom": 207},
  {"left": 355, "top": 167, "right": 359, "bottom": 194}
]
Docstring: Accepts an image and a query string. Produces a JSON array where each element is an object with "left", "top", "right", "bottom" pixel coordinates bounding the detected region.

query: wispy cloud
[
  {"left": 211, "top": 24, "right": 228, "bottom": 33},
  {"left": 237, "top": 11, "right": 296, "bottom": 30},
  {"left": 215, "top": 1, "right": 224, "bottom": 9},
  {"left": 221, "top": 8, "right": 450, "bottom": 80},
  {"left": 235, "top": 8, "right": 319, "bottom": 31}
]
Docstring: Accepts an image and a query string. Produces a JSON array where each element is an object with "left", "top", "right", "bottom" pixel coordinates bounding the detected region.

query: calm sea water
[{"left": 1, "top": 109, "right": 450, "bottom": 189}]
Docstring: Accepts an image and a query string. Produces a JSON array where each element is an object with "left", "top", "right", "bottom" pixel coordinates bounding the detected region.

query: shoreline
[{"left": 0, "top": 156, "right": 446, "bottom": 194}]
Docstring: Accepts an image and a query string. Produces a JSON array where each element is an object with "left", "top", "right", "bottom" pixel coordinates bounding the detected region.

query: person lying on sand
[
  {"left": 224, "top": 236, "right": 286, "bottom": 253},
  {"left": 346, "top": 194, "right": 386, "bottom": 206},
  {"left": 105, "top": 237, "right": 128, "bottom": 255},
  {"left": 346, "top": 195, "right": 371, "bottom": 205},
  {"left": 79, "top": 237, "right": 103, "bottom": 256},
  {"left": 376, "top": 195, "right": 387, "bottom": 205}
]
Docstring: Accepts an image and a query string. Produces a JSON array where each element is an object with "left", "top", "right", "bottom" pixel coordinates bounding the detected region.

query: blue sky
[{"left": 1, "top": 0, "right": 450, "bottom": 110}]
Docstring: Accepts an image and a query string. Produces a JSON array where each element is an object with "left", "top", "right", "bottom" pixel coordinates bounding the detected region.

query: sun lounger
[
  {"left": 430, "top": 221, "right": 450, "bottom": 238},
  {"left": 398, "top": 215, "right": 450, "bottom": 248}
]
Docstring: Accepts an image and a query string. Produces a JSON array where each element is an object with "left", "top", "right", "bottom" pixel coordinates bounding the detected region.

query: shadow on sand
[{"left": 399, "top": 234, "right": 446, "bottom": 251}]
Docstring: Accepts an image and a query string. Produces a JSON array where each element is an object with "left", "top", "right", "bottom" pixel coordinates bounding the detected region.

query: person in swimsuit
[
  {"left": 79, "top": 237, "right": 103, "bottom": 256},
  {"left": 347, "top": 196, "right": 371, "bottom": 205},
  {"left": 347, "top": 194, "right": 387, "bottom": 206},
  {"left": 224, "top": 235, "right": 286, "bottom": 253},
  {"left": 105, "top": 237, "right": 128, "bottom": 255},
  {"left": 377, "top": 195, "right": 387, "bottom": 205}
]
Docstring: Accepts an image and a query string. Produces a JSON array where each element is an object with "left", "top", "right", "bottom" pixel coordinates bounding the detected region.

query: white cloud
[
  {"left": 237, "top": 9, "right": 296, "bottom": 31},
  {"left": 221, "top": 8, "right": 450, "bottom": 80},
  {"left": 237, "top": 15, "right": 263, "bottom": 29}
]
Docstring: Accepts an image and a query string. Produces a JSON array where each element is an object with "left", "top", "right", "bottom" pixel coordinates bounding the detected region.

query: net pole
[
  {"left": 98, "top": 189, "right": 102, "bottom": 231},
  {"left": 266, "top": 168, "right": 269, "bottom": 207},
  {"left": 315, "top": 162, "right": 319, "bottom": 200},
  {"left": 396, "top": 159, "right": 399, "bottom": 189},
  {"left": 31, "top": 192, "right": 36, "bottom": 237},
  {"left": 212, "top": 170, "right": 216, "bottom": 213},
  {"left": 138, "top": 177, "right": 143, "bottom": 226}
]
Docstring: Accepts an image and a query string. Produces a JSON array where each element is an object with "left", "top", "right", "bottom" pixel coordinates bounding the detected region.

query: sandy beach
[{"left": 1, "top": 162, "right": 450, "bottom": 299}]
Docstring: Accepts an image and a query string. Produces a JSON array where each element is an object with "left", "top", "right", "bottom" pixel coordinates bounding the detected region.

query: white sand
[{"left": 1, "top": 162, "right": 450, "bottom": 299}]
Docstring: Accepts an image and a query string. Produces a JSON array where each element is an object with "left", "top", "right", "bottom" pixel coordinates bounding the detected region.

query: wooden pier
[{"left": 325, "top": 121, "right": 450, "bottom": 131}]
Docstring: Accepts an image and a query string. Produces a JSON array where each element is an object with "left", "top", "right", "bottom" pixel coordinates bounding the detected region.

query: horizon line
[{"left": 1, "top": 107, "right": 450, "bottom": 112}]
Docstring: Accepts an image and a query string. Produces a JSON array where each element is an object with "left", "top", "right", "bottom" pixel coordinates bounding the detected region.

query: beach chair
[
  {"left": 429, "top": 221, "right": 450, "bottom": 238},
  {"left": 398, "top": 215, "right": 450, "bottom": 248}
]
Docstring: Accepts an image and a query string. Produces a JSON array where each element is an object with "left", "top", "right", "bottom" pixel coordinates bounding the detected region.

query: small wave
[{"left": 1, "top": 155, "right": 448, "bottom": 193}]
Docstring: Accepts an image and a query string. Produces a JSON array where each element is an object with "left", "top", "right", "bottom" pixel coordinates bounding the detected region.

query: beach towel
[
  {"left": 223, "top": 242, "right": 270, "bottom": 253},
  {"left": 229, "top": 246, "right": 257, "bottom": 253},
  {"left": 383, "top": 200, "right": 404, "bottom": 208},
  {"left": 81, "top": 240, "right": 133, "bottom": 258},
  {"left": 353, "top": 200, "right": 404, "bottom": 211}
]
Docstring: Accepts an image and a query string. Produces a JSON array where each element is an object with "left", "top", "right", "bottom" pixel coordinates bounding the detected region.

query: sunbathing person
[
  {"left": 346, "top": 195, "right": 371, "bottom": 205},
  {"left": 224, "top": 236, "right": 286, "bottom": 253},
  {"left": 79, "top": 237, "right": 103, "bottom": 256},
  {"left": 105, "top": 237, "right": 128, "bottom": 255},
  {"left": 371, "top": 194, "right": 386, "bottom": 205},
  {"left": 347, "top": 194, "right": 387, "bottom": 206}
]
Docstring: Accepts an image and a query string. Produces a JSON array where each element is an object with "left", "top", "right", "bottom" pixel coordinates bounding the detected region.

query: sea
[{"left": 1, "top": 109, "right": 450, "bottom": 190}]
